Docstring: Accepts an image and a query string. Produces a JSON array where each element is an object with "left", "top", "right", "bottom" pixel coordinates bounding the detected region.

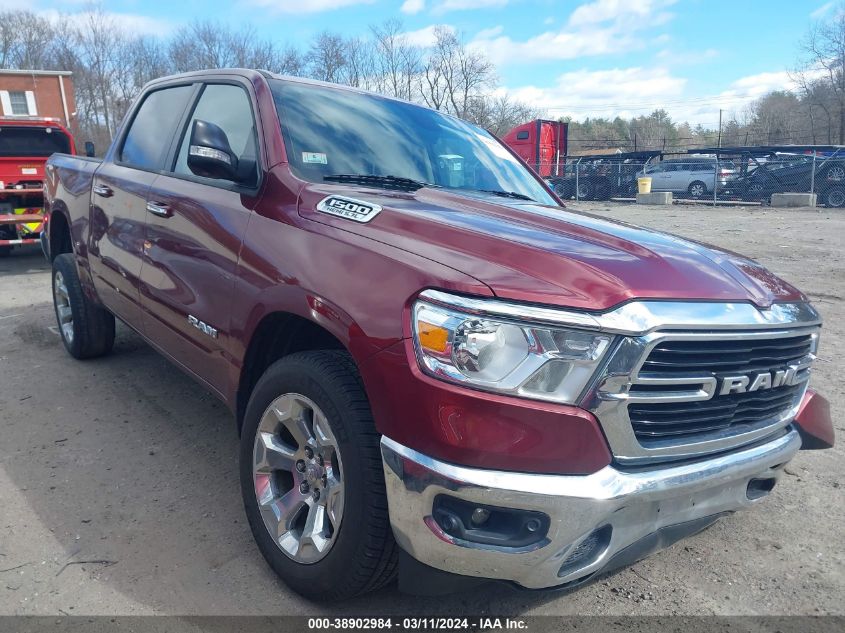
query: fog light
[{"left": 432, "top": 495, "right": 549, "bottom": 549}]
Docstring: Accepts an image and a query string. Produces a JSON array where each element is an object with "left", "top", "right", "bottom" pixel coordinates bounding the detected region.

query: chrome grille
[
  {"left": 638, "top": 334, "right": 815, "bottom": 375},
  {"left": 581, "top": 302, "right": 821, "bottom": 465},
  {"left": 629, "top": 332, "right": 815, "bottom": 444},
  {"left": 629, "top": 383, "right": 804, "bottom": 440}
]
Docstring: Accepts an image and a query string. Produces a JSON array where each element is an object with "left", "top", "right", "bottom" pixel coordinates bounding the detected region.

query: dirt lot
[{"left": 0, "top": 202, "right": 842, "bottom": 616}]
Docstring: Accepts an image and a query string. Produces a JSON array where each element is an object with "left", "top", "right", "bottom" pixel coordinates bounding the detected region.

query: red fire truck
[{"left": 0, "top": 117, "right": 77, "bottom": 257}]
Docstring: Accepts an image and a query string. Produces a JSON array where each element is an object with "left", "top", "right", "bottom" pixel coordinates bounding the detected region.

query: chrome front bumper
[{"left": 381, "top": 429, "right": 801, "bottom": 590}]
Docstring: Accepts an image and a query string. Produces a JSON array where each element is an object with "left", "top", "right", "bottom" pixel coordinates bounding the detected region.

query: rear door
[
  {"left": 139, "top": 81, "right": 261, "bottom": 395},
  {"left": 88, "top": 84, "right": 196, "bottom": 332}
]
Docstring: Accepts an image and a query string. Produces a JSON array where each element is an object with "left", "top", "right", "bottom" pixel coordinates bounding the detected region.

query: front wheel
[{"left": 240, "top": 350, "right": 397, "bottom": 600}]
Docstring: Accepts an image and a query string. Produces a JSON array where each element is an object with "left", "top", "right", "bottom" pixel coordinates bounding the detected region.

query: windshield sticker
[
  {"left": 302, "top": 152, "right": 328, "bottom": 165},
  {"left": 316, "top": 195, "right": 382, "bottom": 223}
]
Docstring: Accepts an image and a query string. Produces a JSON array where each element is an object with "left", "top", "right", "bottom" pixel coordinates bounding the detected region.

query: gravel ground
[{"left": 0, "top": 202, "right": 842, "bottom": 616}]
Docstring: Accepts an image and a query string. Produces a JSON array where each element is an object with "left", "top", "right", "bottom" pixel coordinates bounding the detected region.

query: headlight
[{"left": 412, "top": 296, "right": 613, "bottom": 404}]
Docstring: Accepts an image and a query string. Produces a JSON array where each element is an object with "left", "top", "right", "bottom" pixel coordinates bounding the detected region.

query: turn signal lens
[{"left": 418, "top": 321, "right": 450, "bottom": 354}]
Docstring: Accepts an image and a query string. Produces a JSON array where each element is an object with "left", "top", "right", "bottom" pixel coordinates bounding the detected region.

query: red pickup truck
[{"left": 43, "top": 69, "right": 834, "bottom": 601}]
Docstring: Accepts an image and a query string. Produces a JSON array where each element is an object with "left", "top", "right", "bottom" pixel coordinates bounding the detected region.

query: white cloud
[
  {"left": 811, "top": 1, "right": 835, "bottom": 18},
  {"left": 472, "top": 25, "right": 635, "bottom": 65},
  {"left": 38, "top": 8, "right": 174, "bottom": 36},
  {"left": 401, "top": 0, "right": 426, "bottom": 14},
  {"left": 505, "top": 67, "right": 688, "bottom": 122},
  {"left": 474, "top": 25, "right": 504, "bottom": 39},
  {"left": 569, "top": 0, "right": 676, "bottom": 26},
  {"left": 432, "top": 0, "right": 509, "bottom": 15},
  {"left": 248, "top": 0, "right": 376, "bottom": 14},
  {"left": 469, "top": 0, "right": 676, "bottom": 66},
  {"left": 402, "top": 24, "right": 455, "bottom": 47},
  {"left": 504, "top": 67, "right": 828, "bottom": 127}
]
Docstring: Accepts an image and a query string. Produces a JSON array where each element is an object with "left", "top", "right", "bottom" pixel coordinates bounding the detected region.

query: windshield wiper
[
  {"left": 476, "top": 189, "right": 536, "bottom": 202},
  {"left": 323, "top": 174, "right": 435, "bottom": 192}
]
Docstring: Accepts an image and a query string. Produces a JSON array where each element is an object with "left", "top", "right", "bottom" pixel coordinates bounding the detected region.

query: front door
[{"left": 140, "top": 82, "right": 261, "bottom": 396}]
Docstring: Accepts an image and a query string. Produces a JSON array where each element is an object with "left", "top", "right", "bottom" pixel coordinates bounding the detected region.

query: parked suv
[
  {"left": 42, "top": 69, "right": 833, "bottom": 600},
  {"left": 639, "top": 156, "right": 737, "bottom": 199}
]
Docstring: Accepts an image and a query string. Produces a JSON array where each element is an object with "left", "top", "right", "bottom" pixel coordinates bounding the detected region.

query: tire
[
  {"left": 240, "top": 350, "right": 397, "bottom": 601},
  {"left": 51, "top": 253, "right": 115, "bottom": 359},
  {"left": 825, "top": 186, "right": 845, "bottom": 208},
  {"left": 576, "top": 181, "right": 593, "bottom": 200},
  {"left": 687, "top": 181, "right": 707, "bottom": 199}
]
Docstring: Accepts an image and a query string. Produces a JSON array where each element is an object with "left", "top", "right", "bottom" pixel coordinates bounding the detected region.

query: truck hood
[{"left": 297, "top": 183, "right": 804, "bottom": 311}]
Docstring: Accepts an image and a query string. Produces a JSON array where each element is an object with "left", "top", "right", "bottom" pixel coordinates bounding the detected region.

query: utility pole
[{"left": 717, "top": 109, "right": 723, "bottom": 148}]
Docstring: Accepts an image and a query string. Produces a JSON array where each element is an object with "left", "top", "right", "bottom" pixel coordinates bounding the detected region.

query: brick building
[{"left": 0, "top": 69, "right": 76, "bottom": 131}]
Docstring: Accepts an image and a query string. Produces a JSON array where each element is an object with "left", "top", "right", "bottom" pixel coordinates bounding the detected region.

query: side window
[
  {"left": 174, "top": 84, "right": 258, "bottom": 185},
  {"left": 120, "top": 85, "right": 194, "bottom": 170}
]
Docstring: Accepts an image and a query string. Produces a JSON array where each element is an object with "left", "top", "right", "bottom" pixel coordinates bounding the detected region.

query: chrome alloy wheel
[
  {"left": 54, "top": 270, "right": 74, "bottom": 343},
  {"left": 252, "top": 393, "right": 344, "bottom": 564}
]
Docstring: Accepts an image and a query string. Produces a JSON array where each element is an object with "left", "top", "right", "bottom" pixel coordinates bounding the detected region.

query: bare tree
[
  {"left": 421, "top": 27, "right": 495, "bottom": 119},
  {"left": 0, "top": 10, "right": 56, "bottom": 69},
  {"left": 797, "top": 5, "right": 845, "bottom": 143},
  {"left": 341, "top": 37, "right": 375, "bottom": 89},
  {"left": 0, "top": 8, "right": 543, "bottom": 148},
  {"left": 467, "top": 93, "right": 544, "bottom": 136},
  {"left": 278, "top": 45, "right": 307, "bottom": 76},
  {"left": 307, "top": 31, "right": 347, "bottom": 83},
  {"left": 370, "top": 19, "right": 420, "bottom": 100}
]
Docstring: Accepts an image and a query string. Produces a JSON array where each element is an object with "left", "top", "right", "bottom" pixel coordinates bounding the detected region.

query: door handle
[
  {"left": 93, "top": 184, "right": 113, "bottom": 198},
  {"left": 146, "top": 201, "right": 173, "bottom": 218}
]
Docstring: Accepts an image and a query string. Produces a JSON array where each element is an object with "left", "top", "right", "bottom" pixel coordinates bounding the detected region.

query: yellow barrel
[{"left": 637, "top": 177, "right": 652, "bottom": 194}]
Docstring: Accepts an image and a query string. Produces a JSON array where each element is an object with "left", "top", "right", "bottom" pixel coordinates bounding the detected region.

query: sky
[{"left": 5, "top": 0, "right": 839, "bottom": 126}]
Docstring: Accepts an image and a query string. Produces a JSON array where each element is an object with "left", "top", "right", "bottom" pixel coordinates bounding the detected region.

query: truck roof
[{"left": 0, "top": 116, "right": 69, "bottom": 129}]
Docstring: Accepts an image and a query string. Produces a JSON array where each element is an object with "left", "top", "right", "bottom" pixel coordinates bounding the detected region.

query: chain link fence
[{"left": 541, "top": 151, "right": 845, "bottom": 208}]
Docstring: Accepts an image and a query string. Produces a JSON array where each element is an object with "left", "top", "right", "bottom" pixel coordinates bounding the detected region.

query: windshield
[
  {"left": 0, "top": 126, "right": 72, "bottom": 157},
  {"left": 270, "top": 79, "right": 556, "bottom": 205}
]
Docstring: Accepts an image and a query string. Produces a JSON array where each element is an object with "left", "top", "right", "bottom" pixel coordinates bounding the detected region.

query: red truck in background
[
  {"left": 501, "top": 118, "right": 568, "bottom": 178},
  {"left": 0, "top": 117, "right": 77, "bottom": 257},
  {"left": 42, "top": 69, "right": 834, "bottom": 601}
]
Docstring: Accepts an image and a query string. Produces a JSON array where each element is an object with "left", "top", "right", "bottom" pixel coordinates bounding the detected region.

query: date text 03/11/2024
[{"left": 307, "top": 618, "right": 529, "bottom": 630}]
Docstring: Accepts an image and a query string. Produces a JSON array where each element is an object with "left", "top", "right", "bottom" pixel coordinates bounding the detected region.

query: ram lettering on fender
[{"left": 316, "top": 195, "right": 382, "bottom": 223}]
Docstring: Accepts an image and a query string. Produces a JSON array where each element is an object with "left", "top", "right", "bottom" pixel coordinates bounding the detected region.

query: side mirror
[
  {"left": 84, "top": 141, "right": 95, "bottom": 157},
  {"left": 187, "top": 120, "right": 238, "bottom": 181}
]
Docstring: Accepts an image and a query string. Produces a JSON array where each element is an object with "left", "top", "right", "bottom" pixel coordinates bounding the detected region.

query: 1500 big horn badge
[{"left": 316, "top": 195, "right": 382, "bottom": 223}]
